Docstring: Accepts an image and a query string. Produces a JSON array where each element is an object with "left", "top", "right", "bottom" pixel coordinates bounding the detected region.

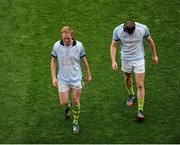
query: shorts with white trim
[
  {"left": 58, "top": 81, "right": 83, "bottom": 92},
  {"left": 121, "top": 59, "right": 145, "bottom": 73}
]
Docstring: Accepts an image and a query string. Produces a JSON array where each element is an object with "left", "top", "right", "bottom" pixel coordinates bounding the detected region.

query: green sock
[
  {"left": 72, "top": 104, "right": 80, "bottom": 125},
  {"left": 67, "top": 101, "right": 71, "bottom": 108},
  {"left": 62, "top": 101, "right": 71, "bottom": 116},
  {"left": 128, "top": 84, "right": 135, "bottom": 96},
  {"left": 63, "top": 101, "right": 71, "bottom": 109},
  {"left": 138, "top": 97, "right": 144, "bottom": 111}
]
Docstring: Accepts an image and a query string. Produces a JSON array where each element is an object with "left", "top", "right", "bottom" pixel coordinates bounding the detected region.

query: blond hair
[{"left": 61, "top": 26, "right": 74, "bottom": 36}]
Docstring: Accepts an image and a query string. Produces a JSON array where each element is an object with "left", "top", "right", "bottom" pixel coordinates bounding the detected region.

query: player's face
[{"left": 62, "top": 33, "right": 72, "bottom": 46}]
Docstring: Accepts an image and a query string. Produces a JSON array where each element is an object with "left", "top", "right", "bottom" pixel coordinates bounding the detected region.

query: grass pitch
[{"left": 0, "top": 0, "right": 179, "bottom": 143}]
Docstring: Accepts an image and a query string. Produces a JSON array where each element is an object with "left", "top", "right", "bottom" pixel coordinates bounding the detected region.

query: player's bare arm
[
  {"left": 50, "top": 57, "right": 58, "bottom": 87},
  {"left": 81, "top": 57, "right": 92, "bottom": 82},
  {"left": 110, "top": 40, "right": 119, "bottom": 70},
  {"left": 146, "top": 36, "right": 158, "bottom": 64}
]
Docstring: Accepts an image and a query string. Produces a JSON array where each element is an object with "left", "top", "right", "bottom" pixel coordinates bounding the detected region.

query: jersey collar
[{"left": 60, "top": 39, "right": 77, "bottom": 46}]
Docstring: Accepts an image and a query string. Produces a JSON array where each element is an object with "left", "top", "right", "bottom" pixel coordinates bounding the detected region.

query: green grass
[{"left": 0, "top": 0, "right": 180, "bottom": 143}]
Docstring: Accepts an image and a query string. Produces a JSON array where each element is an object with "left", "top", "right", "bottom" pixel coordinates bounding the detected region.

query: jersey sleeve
[
  {"left": 80, "top": 43, "right": 86, "bottom": 58},
  {"left": 51, "top": 44, "right": 57, "bottom": 58},
  {"left": 112, "top": 27, "right": 120, "bottom": 41},
  {"left": 144, "top": 25, "right": 150, "bottom": 38}
]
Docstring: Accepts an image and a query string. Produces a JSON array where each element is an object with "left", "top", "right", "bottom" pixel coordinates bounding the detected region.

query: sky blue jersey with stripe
[
  {"left": 51, "top": 40, "right": 86, "bottom": 84},
  {"left": 112, "top": 22, "right": 150, "bottom": 61}
]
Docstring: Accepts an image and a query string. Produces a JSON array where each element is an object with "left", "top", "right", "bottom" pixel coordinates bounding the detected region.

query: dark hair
[{"left": 123, "top": 20, "right": 135, "bottom": 34}]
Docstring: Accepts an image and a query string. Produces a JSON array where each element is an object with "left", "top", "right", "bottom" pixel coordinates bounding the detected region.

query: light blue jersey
[
  {"left": 112, "top": 22, "right": 150, "bottom": 61},
  {"left": 51, "top": 40, "right": 86, "bottom": 84}
]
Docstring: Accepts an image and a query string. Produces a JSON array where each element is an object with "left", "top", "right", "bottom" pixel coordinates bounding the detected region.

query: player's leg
[
  {"left": 124, "top": 72, "right": 135, "bottom": 96},
  {"left": 58, "top": 83, "right": 71, "bottom": 119},
  {"left": 71, "top": 88, "right": 81, "bottom": 133},
  {"left": 124, "top": 72, "right": 136, "bottom": 106},
  {"left": 121, "top": 60, "right": 135, "bottom": 106},
  {"left": 134, "top": 59, "right": 145, "bottom": 120},
  {"left": 71, "top": 81, "right": 82, "bottom": 133},
  {"left": 135, "top": 73, "right": 145, "bottom": 120}
]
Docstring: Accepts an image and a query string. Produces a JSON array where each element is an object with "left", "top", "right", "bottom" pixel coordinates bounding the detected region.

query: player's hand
[
  {"left": 153, "top": 56, "right": 158, "bottom": 64},
  {"left": 112, "top": 62, "right": 118, "bottom": 71},
  {"left": 86, "top": 74, "right": 92, "bottom": 82},
  {"left": 52, "top": 78, "right": 58, "bottom": 87}
]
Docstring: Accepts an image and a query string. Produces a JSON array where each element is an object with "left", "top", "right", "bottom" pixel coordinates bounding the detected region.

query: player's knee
[
  {"left": 72, "top": 97, "right": 79, "bottom": 105},
  {"left": 125, "top": 76, "right": 131, "bottom": 83},
  {"left": 136, "top": 82, "right": 144, "bottom": 89},
  {"left": 125, "top": 77, "right": 130, "bottom": 82},
  {"left": 60, "top": 101, "right": 67, "bottom": 106}
]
